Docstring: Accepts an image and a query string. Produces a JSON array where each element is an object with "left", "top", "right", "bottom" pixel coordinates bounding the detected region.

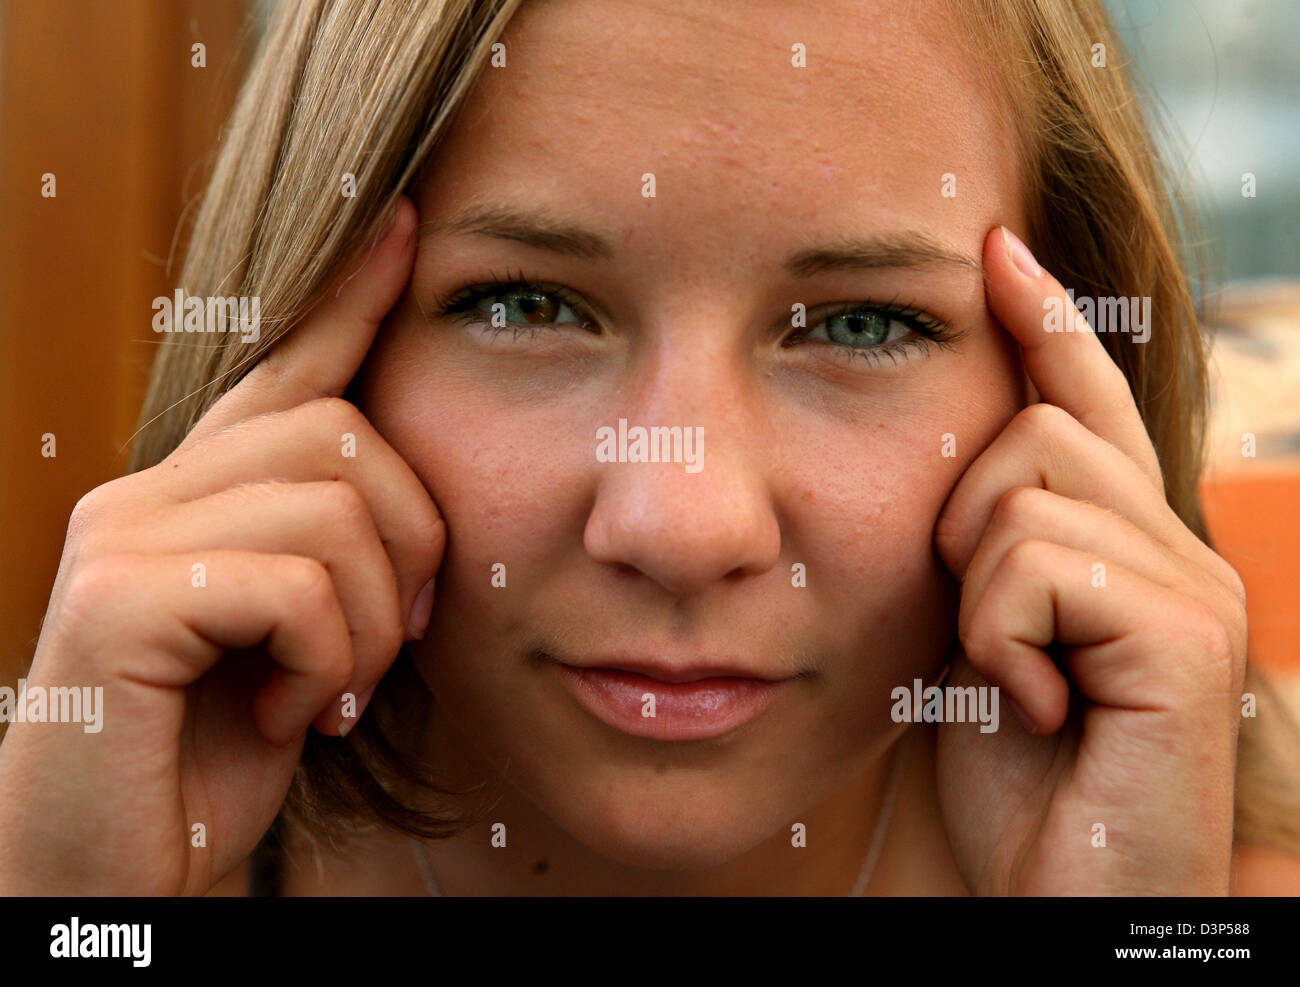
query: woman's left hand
[{"left": 931, "top": 227, "right": 1248, "bottom": 895}]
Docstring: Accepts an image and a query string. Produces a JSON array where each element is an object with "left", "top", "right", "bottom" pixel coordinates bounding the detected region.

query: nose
[{"left": 582, "top": 347, "right": 781, "bottom": 596}]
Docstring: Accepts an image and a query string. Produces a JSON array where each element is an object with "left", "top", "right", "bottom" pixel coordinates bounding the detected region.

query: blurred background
[{"left": 0, "top": 0, "right": 1297, "bottom": 703}]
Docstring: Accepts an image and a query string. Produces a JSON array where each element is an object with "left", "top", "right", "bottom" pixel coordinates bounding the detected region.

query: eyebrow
[
  {"left": 422, "top": 202, "right": 982, "bottom": 276},
  {"left": 783, "top": 232, "right": 981, "bottom": 277},
  {"left": 422, "top": 203, "right": 611, "bottom": 260}
]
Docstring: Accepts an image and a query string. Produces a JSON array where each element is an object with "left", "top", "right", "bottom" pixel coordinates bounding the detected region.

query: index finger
[
  {"left": 179, "top": 195, "right": 418, "bottom": 451},
  {"left": 982, "top": 225, "right": 1163, "bottom": 489}
]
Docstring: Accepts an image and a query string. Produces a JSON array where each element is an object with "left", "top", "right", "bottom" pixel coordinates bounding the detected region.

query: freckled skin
[{"left": 354, "top": 0, "right": 1027, "bottom": 879}]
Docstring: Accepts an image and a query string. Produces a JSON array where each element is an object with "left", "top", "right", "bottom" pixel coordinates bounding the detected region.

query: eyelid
[
  {"left": 432, "top": 272, "right": 585, "bottom": 316},
  {"left": 799, "top": 295, "right": 949, "bottom": 336}
]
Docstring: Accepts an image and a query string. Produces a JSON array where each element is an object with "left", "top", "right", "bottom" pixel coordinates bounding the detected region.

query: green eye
[
  {"left": 791, "top": 301, "right": 963, "bottom": 367},
  {"left": 822, "top": 310, "right": 899, "bottom": 347}
]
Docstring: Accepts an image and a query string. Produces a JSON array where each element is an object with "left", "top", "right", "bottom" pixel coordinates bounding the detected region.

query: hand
[
  {"left": 932, "top": 227, "right": 1247, "bottom": 895},
  {"left": 0, "top": 196, "right": 444, "bottom": 895}
]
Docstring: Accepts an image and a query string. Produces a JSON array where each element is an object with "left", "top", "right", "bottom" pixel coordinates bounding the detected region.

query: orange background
[{"left": 0, "top": 0, "right": 250, "bottom": 678}]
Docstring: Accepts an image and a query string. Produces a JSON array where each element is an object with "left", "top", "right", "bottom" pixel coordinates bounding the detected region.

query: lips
[
  {"left": 549, "top": 657, "right": 794, "bottom": 741},
  {"left": 568, "top": 659, "right": 788, "bottom": 684}
]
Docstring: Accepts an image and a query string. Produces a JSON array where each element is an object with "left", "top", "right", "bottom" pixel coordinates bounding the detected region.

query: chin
[{"left": 535, "top": 772, "right": 792, "bottom": 872}]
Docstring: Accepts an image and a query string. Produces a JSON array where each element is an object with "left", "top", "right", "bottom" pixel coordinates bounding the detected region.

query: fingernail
[
  {"left": 408, "top": 578, "right": 435, "bottom": 640},
  {"left": 1007, "top": 697, "right": 1037, "bottom": 735},
  {"left": 1001, "top": 226, "right": 1042, "bottom": 279},
  {"left": 338, "top": 685, "right": 375, "bottom": 737}
]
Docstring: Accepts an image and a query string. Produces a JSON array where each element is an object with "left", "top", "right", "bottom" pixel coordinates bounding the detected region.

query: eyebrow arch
[
  {"left": 422, "top": 202, "right": 613, "bottom": 260},
  {"left": 422, "top": 202, "right": 982, "bottom": 274},
  {"left": 784, "top": 232, "right": 981, "bottom": 278}
]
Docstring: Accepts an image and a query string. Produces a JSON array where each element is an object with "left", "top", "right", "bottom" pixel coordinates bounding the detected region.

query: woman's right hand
[{"left": 0, "top": 195, "right": 443, "bottom": 896}]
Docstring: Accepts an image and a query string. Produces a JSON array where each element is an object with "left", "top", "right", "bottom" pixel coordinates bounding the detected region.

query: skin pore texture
[{"left": 290, "top": 0, "right": 1030, "bottom": 894}]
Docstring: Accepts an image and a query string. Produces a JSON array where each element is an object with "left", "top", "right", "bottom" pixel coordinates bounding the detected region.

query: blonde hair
[{"left": 129, "top": 0, "right": 1300, "bottom": 859}]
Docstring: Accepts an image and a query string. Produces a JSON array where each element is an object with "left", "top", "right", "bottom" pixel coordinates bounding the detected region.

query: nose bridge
[{"left": 583, "top": 336, "right": 781, "bottom": 594}]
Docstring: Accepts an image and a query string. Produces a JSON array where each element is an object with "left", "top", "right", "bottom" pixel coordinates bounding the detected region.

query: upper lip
[{"left": 558, "top": 656, "right": 792, "bottom": 684}]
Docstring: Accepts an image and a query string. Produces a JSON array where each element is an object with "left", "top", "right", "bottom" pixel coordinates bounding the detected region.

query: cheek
[
  {"left": 354, "top": 328, "right": 607, "bottom": 655},
  {"left": 807, "top": 449, "right": 940, "bottom": 586},
  {"left": 360, "top": 360, "right": 570, "bottom": 565},
  {"left": 778, "top": 328, "right": 1025, "bottom": 673},
  {"left": 776, "top": 416, "right": 958, "bottom": 692},
  {"left": 784, "top": 330, "right": 1023, "bottom": 567}
]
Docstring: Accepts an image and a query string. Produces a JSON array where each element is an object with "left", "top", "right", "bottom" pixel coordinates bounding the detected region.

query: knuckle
[
  {"left": 1205, "top": 567, "right": 1249, "bottom": 670},
  {"left": 279, "top": 554, "right": 335, "bottom": 607},
  {"left": 1180, "top": 599, "right": 1237, "bottom": 685},
  {"left": 989, "top": 485, "right": 1045, "bottom": 532},
  {"left": 67, "top": 480, "right": 124, "bottom": 538},
  {"left": 50, "top": 554, "right": 141, "bottom": 659},
  {"left": 1197, "top": 613, "right": 1235, "bottom": 668},
  {"left": 63, "top": 553, "right": 136, "bottom": 610},
  {"left": 1217, "top": 559, "right": 1247, "bottom": 609},
  {"left": 67, "top": 521, "right": 116, "bottom": 565},
  {"left": 308, "top": 395, "right": 364, "bottom": 433},
  {"left": 1001, "top": 537, "right": 1052, "bottom": 576},
  {"left": 1013, "top": 401, "right": 1076, "bottom": 443},
  {"left": 319, "top": 480, "right": 370, "bottom": 527}
]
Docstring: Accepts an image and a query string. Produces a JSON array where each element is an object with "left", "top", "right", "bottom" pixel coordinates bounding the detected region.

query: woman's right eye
[{"left": 433, "top": 277, "right": 597, "bottom": 336}]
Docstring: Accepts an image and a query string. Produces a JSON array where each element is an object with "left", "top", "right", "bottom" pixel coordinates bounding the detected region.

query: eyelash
[
  {"left": 429, "top": 270, "right": 963, "bottom": 366},
  {"left": 431, "top": 268, "right": 593, "bottom": 343},
  {"left": 785, "top": 293, "right": 963, "bottom": 367}
]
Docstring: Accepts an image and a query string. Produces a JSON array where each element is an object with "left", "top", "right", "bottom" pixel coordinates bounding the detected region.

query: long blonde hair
[{"left": 130, "top": 0, "right": 1300, "bottom": 857}]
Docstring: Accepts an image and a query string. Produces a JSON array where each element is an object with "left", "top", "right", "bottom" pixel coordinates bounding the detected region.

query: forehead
[{"left": 420, "top": 0, "right": 1020, "bottom": 272}]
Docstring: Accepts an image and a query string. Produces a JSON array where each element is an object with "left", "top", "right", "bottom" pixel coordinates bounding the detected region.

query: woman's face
[{"left": 356, "top": 0, "right": 1027, "bottom": 867}]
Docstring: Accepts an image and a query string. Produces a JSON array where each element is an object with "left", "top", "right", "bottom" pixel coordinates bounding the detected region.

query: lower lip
[{"left": 552, "top": 665, "right": 789, "bottom": 741}]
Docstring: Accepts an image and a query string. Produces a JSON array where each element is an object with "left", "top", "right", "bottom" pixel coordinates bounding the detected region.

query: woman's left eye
[
  {"left": 792, "top": 303, "right": 959, "bottom": 365},
  {"left": 821, "top": 309, "right": 909, "bottom": 346}
]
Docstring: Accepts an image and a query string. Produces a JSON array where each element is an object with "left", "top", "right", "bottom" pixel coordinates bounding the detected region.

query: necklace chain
[
  {"left": 848, "top": 727, "right": 909, "bottom": 896},
  {"left": 414, "top": 728, "right": 910, "bottom": 897}
]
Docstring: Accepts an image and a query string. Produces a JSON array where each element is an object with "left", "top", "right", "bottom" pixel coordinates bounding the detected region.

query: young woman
[{"left": 2, "top": 0, "right": 1298, "bottom": 896}]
